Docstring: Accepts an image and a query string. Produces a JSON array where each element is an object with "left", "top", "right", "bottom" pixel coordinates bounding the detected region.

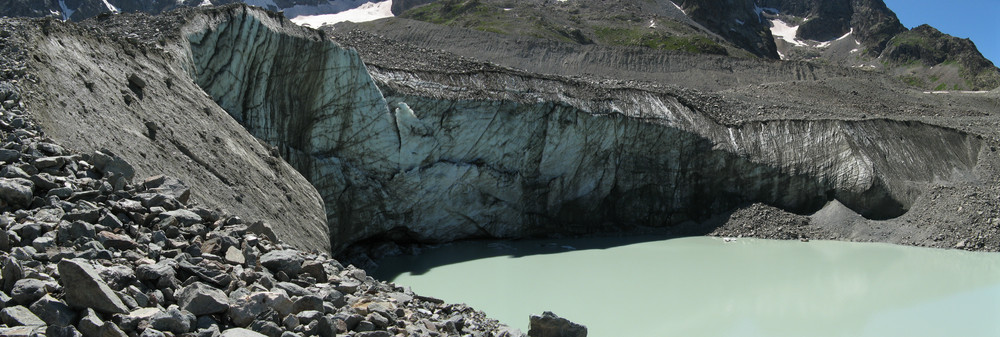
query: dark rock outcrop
[
  {"left": 677, "top": 0, "right": 779, "bottom": 58},
  {"left": 22, "top": 9, "right": 331, "bottom": 253},
  {"left": 528, "top": 312, "right": 587, "bottom": 337},
  {"left": 881, "top": 24, "right": 1000, "bottom": 90}
]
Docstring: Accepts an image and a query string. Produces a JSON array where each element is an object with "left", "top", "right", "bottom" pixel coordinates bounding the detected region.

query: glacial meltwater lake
[{"left": 374, "top": 236, "right": 1000, "bottom": 337}]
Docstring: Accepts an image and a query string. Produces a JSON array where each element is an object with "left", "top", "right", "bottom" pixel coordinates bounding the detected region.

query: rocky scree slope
[
  {"left": 15, "top": 13, "right": 331, "bottom": 253},
  {"left": 0, "top": 19, "right": 523, "bottom": 336}
]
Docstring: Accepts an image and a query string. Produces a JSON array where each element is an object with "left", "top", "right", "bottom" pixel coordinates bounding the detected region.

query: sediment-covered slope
[
  {"left": 183, "top": 6, "right": 981, "bottom": 251},
  {"left": 18, "top": 12, "right": 332, "bottom": 252}
]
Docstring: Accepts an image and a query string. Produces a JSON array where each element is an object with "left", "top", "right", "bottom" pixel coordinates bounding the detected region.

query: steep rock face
[
  {"left": 677, "top": 0, "right": 779, "bottom": 58},
  {"left": 881, "top": 24, "right": 1000, "bottom": 90},
  {"left": 185, "top": 7, "right": 399, "bottom": 250},
  {"left": 184, "top": 6, "right": 980, "bottom": 251},
  {"left": 21, "top": 12, "right": 331, "bottom": 252},
  {"left": 757, "top": 0, "right": 905, "bottom": 55}
]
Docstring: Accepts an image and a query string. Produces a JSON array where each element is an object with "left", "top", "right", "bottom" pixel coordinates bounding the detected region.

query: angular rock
[
  {"left": 177, "top": 260, "right": 231, "bottom": 288},
  {"left": 176, "top": 282, "right": 229, "bottom": 316},
  {"left": 139, "top": 328, "right": 167, "bottom": 337},
  {"left": 291, "top": 295, "right": 324, "bottom": 314},
  {"left": 89, "top": 150, "right": 134, "bottom": 186},
  {"left": 221, "top": 328, "right": 268, "bottom": 337},
  {"left": 10, "top": 278, "right": 56, "bottom": 305},
  {"left": 0, "top": 256, "right": 15, "bottom": 293},
  {"left": 228, "top": 292, "right": 293, "bottom": 327},
  {"left": 0, "top": 326, "right": 46, "bottom": 337},
  {"left": 141, "top": 176, "right": 190, "bottom": 204},
  {"left": 274, "top": 282, "right": 308, "bottom": 297},
  {"left": 57, "top": 259, "right": 129, "bottom": 314},
  {"left": 0, "top": 305, "right": 45, "bottom": 326},
  {"left": 150, "top": 305, "right": 195, "bottom": 335},
  {"left": 28, "top": 294, "right": 75, "bottom": 327},
  {"left": 0, "top": 149, "right": 20, "bottom": 163},
  {"left": 31, "top": 236, "right": 55, "bottom": 251},
  {"left": 246, "top": 221, "right": 277, "bottom": 244},
  {"left": 0, "top": 178, "right": 33, "bottom": 208},
  {"left": 33, "top": 156, "right": 68, "bottom": 169},
  {"left": 56, "top": 221, "right": 96, "bottom": 244},
  {"left": 160, "top": 209, "right": 201, "bottom": 226},
  {"left": 136, "top": 260, "right": 175, "bottom": 282},
  {"left": 224, "top": 246, "right": 245, "bottom": 265},
  {"left": 62, "top": 209, "right": 102, "bottom": 224},
  {"left": 46, "top": 325, "right": 83, "bottom": 337},
  {"left": 118, "top": 307, "right": 162, "bottom": 332},
  {"left": 528, "top": 311, "right": 587, "bottom": 337},
  {"left": 248, "top": 320, "right": 282, "bottom": 337},
  {"left": 9, "top": 222, "right": 41, "bottom": 243},
  {"left": 77, "top": 308, "right": 103, "bottom": 337},
  {"left": 97, "top": 231, "right": 137, "bottom": 250},
  {"left": 259, "top": 250, "right": 303, "bottom": 276}
]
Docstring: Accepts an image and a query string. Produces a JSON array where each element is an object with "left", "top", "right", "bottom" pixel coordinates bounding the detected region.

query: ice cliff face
[{"left": 184, "top": 6, "right": 982, "bottom": 252}]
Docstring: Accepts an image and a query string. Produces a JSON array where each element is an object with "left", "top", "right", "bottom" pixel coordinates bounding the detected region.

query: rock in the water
[
  {"left": 528, "top": 311, "right": 587, "bottom": 337},
  {"left": 259, "top": 250, "right": 303, "bottom": 275},
  {"left": 57, "top": 259, "right": 130, "bottom": 314},
  {"left": 176, "top": 282, "right": 229, "bottom": 316},
  {"left": 0, "top": 305, "right": 45, "bottom": 326}
]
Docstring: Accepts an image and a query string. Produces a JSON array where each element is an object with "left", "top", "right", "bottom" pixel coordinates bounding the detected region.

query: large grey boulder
[
  {"left": 10, "top": 278, "right": 56, "bottom": 305},
  {"left": 28, "top": 294, "right": 76, "bottom": 327},
  {"left": 150, "top": 305, "right": 195, "bottom": 335},
  {"left": 259, "top": 250, "right": 303, "bottom": 275},
  {"left": 0, "top": 305, "right": 45, "bottom": 326},
  {"left": 528, "top": 311, "right": 587, "bottom": 337},
  {"left": 0, "top": 178, "right": 32, "bottom": 208},
  {"left": 57, "top": 259, "right": 129, "bottom": 314},
  {"left": 228, "top": 292, "right": 293, "bottom": 327},
  {"left": 176, "top": 282, "right": 229, "bottom": 316}
]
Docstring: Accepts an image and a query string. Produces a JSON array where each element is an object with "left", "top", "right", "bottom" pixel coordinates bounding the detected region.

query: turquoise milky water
[{"left": 374, "top": 236, "right": 1000, "bottom": 337}]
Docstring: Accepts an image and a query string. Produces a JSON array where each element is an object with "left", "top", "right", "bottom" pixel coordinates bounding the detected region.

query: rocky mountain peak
[{"left": 676, "top": 0, "right": 779, "bottom": 58}]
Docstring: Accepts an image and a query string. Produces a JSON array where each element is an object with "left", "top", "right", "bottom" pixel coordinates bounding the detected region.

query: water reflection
[{"left": 375, "top": 237, "right": 1000, "bottom": 337}]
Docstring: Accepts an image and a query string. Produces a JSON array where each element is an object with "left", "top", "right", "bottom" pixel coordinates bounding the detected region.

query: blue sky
[{"left": 883, "top": 0, "right": 1000, "bottom": 66}]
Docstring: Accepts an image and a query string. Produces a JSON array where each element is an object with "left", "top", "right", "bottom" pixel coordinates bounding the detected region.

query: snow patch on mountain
[
  {"left": 58, "top": 0, "right": 74, "bottom": 21},
  {"left": 243, "top": 0, "right": 278, "bottom": 9},
  {"left": 101, "top": 0, "right": 119, "bottom": 13},
  {"left": 817, "top": 28, "right": 853, "bottom": 48},
  {"left": 289, "top": 0, "right": 393, "bottom": 28},
  {"left": 769, "top": 19, "right": 806, "bottom": 47}
]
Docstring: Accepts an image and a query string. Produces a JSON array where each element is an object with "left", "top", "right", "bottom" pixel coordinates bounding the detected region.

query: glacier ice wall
[{"left": 184, "top": 7, "right": 982, "bottom": 252}]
